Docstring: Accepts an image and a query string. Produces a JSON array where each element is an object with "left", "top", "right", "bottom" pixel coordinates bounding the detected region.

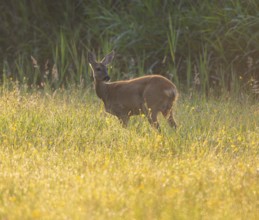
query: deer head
[{"left": 88, "top": 51, "right": 115, "bottom": 82}]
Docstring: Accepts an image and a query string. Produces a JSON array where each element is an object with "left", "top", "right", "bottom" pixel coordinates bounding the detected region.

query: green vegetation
[
  {"left": 0, "top": 84, "right": 258, "bottom": 219},
  {"left": 1, "top": 0, "right": 259, "bottom": 94}
]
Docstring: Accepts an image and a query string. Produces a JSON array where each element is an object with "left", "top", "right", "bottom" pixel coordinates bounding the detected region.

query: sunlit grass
[{"left": 0, "top": 86, "right": 258, "bottom": 219}]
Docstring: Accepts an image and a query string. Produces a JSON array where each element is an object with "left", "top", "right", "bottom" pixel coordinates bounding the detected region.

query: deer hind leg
[
  {"left": 161, "top": 102, "right": 177, "bottom": 129},
  {"left": 151, "top": 111, "right": 161, "bottom": 131},
  {"left": 147, "top": 109, "right": 161, "bottom": 131},
  {"left": 140, "top": 103, "right": 160, "bottom": 131},
  {"left": 167, "top": 109, "right": 177, "bottom": 129}
]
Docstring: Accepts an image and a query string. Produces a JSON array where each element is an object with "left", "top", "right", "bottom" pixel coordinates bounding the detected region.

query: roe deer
[{"left": 88, "top": 51, "right": 178, "bottom": 130}]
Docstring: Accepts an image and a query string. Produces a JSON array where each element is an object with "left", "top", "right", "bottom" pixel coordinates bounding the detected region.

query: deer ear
[
  {"left": 101, "top": 50, "right": 115, "bottom": 65},
  {"left": 88, "top": 52, "right": 97, "bottom": 65}
]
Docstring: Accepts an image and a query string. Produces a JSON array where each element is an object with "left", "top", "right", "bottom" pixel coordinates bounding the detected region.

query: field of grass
[
  {"left": 1, "top": 1, "right": 258, "bottom": 219},
  {"left": 0, "top": 85, "right": 258, "bottom": 220}
]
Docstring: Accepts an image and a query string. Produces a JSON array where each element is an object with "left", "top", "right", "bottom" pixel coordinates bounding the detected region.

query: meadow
[
  {"left": 0, "top": 84, "right": 258, "bottom": 220},
  {"left": 0, "top": 1, "right": 259, "bottom": 219}
]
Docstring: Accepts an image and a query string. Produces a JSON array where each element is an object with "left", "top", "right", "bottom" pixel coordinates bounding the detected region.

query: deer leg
[
  {"left": 167, "top": 110, "right": 177, "bottom": 129},
  {"left": 142, "top": 103, "right": 161, "bottom": 131},
  {"left": 148, "top": 111, "right": 161, "bottom": 131},
  {"left": 118, "top": 115, "right": 129, "bottom": 127}
]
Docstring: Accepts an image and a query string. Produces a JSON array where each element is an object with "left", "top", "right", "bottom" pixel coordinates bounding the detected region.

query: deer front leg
[{"left": 118, "top": 115, "right": 129, "bottom": 127}]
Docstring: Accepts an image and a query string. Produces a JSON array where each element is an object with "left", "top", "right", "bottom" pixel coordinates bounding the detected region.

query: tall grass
[
  {"left": 0, "top": 84, "right": 258, "bottom": 219},
  {"left": 0, "top": 0, "right": 259, "bottom": 95}
]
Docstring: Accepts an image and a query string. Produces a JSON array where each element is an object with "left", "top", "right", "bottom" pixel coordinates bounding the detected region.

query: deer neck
[{"left": 95, "top": 81, "right": 109, "bottom": 103}]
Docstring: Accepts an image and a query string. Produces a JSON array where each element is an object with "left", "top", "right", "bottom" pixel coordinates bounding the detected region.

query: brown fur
[{"left": 88, "top": 51, "right": 178, "bottom": 130}]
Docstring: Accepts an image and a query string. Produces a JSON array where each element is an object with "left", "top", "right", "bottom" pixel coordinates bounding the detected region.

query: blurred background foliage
[{"left": 0, "top": 0, "right": 258, "bottom": 95}]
